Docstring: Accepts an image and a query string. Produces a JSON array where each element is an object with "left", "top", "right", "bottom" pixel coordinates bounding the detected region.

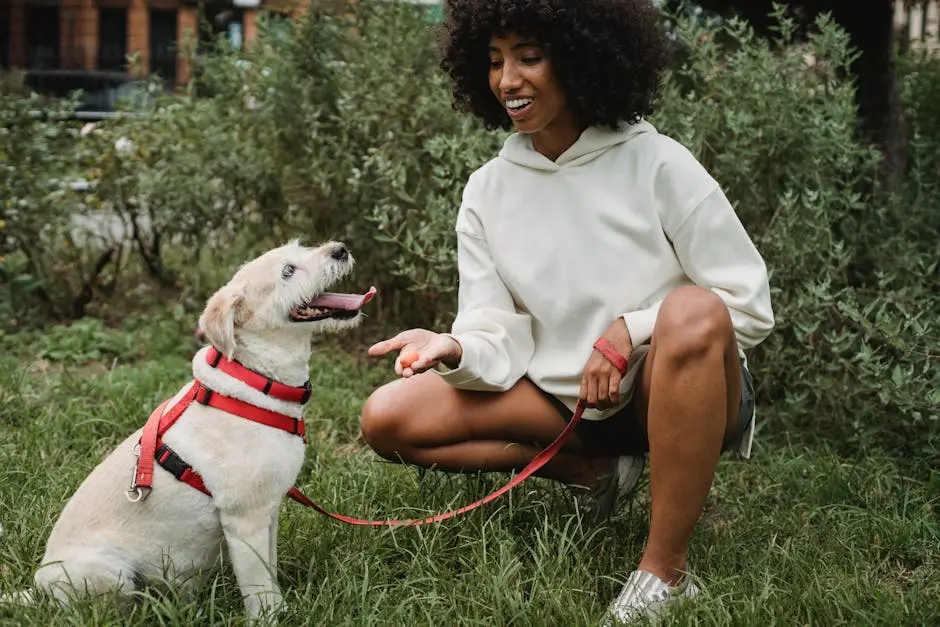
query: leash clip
[{"left": 126, "top": 442, "right": 151, "bottom": 503}]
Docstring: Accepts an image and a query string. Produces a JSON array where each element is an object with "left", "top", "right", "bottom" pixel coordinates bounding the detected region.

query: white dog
[{"left": 2, "top": 239, "right": 375, "bottom": 619}]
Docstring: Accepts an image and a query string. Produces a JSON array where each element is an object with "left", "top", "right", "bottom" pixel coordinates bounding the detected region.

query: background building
[{"left": 0, "top": 0, "right": 298, "bottom": 89}]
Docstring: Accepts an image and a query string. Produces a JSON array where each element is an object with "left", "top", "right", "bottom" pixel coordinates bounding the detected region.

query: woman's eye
[
  {"left": 282, "top": 264, "right": 296, "bottom": 279},
  {"left": 489, "top": 60, "right": 503, "bottom": 69},
  {"left": 522, "top": 56, "right": 542, "bottom": 65}
]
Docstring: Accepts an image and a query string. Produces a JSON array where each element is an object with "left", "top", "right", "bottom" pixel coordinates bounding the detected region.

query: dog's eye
[{"left": 281, "top": 264, "right": 296, "bottom": 279}]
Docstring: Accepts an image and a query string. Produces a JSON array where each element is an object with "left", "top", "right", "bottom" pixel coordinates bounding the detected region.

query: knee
[
  {"left": 359, "top": 381, "right": 412, "bottom": 462},
  {"left": 653, "top": 286, "right": 733, "bottom": 364}
]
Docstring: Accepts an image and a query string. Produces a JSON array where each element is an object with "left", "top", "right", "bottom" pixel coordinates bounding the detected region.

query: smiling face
[
  {"left": 243, "top": 240, "right": 366, "bottom": 329},
  {"left": 197, "top": 240, "right": 375, "bottom": 358},
  {"left": 487, "top": 32, "right": 581, "bottom": 156}
]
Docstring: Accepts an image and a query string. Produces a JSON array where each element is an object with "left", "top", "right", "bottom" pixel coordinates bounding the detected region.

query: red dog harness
[
  {"left": 127, "top": 339, "right": 627, "bottom": 527},
  {"left": 127, "top": 346, "right": 308, "bottom": 502}
]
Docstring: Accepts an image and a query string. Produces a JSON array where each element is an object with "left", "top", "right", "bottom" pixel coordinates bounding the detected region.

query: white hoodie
[{"left": 435, "top": 120, "right": 775, "bottom": 422}]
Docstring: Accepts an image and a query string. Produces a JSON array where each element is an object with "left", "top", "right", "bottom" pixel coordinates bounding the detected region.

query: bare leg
[
  {"left": 631, "top": 286, "right": 744, "bottom": 584},
  {"left": 360, "top": 373, "right": 612, "bottom": 488},
  {"left": 361, "top": 284, "right": 747, "bottom": 590}
]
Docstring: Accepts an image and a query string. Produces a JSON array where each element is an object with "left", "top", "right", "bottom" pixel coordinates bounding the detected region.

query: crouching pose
[{"left": 361, "top": 0, "right": 774, "bottom": 623}]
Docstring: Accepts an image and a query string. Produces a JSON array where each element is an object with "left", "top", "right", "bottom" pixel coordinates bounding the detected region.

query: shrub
[
  {"left": 84, "top": 89, "right": 288, "bottom": 286},
  {"left": 0, "top": 92, "right": 126, "bottom": 323},
  {"left": 650, "top": 6, "right": 938, "bottom": 456},
  {"left": 1, "top": 2, "right": 935, "bottom": 459},
  {"left": 1, "top": 71, "right": 289, "bottom": 323},
  {"left": 190, "top": 2, "right": 505, "bottom": 328},
  {"left": 1, "top": 2, "right": 504, "bottom": 328},
  {"left": 898, "top": 46, "right": 940, "bottom": 192}
]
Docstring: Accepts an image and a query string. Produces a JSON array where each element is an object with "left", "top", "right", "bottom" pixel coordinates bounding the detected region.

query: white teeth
[{"left": 506, "top": 98, "right": 533, "bottom": 109}]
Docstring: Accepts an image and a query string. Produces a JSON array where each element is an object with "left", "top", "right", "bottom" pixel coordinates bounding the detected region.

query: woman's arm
[
  {"left": 433, "top": 213, "right": 536, "bottom": 391},
  {"left": 620, "top": 137, "right": 775, "bottom": 350}
]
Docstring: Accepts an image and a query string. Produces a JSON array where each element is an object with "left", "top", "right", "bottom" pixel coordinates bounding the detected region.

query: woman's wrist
[
  {"left": 441, "top": 335, "right": 463, "bottom": 369},
  {"left": 606, "top": 317, "right": 633, "bottom": 356}
]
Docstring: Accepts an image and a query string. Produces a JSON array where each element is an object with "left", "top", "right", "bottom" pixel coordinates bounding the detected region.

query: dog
[{"left": 2, "top": 239, "right": 375, "bottom": 619}]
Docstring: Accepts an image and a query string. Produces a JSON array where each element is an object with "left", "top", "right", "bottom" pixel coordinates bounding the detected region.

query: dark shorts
[{"left": 537, "top": 358, "right": 756, "bottom": 458}]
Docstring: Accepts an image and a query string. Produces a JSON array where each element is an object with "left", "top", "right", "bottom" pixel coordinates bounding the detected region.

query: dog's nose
[{"left": 331, "top": 243, "right": 349, "bottom": 261}]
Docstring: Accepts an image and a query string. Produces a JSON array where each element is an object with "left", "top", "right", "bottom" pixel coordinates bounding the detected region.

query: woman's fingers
[
  {"left": 606, "top": 370, "right": 621, "bottom": 408},
  {"left": 580, "top": 361, "right": 622, "bottom": 409},
  {"left": 594, "top": 369, "right": 610, "bottom": 409},
  {"left": 368, "top": 333, "right": 408, "bottom": 357},
  {"left": 586, "top": 368, "right": 601, "bottom": 407}
]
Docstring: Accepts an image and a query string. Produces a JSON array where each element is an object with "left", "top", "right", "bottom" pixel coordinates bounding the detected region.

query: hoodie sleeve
[
  {"left": 433, "top": 183, "right": 535, "bottom": 391},
  {"left": 621, "top": 137, "right": 775, "bottom": 350},
  {"left": 621, "top": 299, "right": 664, "bottom": 349}
]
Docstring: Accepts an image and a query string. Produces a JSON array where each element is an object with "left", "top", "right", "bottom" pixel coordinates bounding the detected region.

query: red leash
[
  {"left": 127, "top": 340, "right": 623, "bottom": 527},
  {"left": 283, "top": 337, "right": 621, "bottom": 526},
  {"left": 284, "top": 400, "right": 584, "bottom": 526}
]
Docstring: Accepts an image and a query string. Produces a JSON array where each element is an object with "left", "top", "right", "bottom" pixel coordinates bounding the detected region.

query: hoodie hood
[{"left": 498, "top": 120, "right": 656, "bottom": 171}]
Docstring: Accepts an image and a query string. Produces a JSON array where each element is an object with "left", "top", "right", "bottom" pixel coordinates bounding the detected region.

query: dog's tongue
[{"left": 308, "top": 286, "right": 377, "bottom": 311}]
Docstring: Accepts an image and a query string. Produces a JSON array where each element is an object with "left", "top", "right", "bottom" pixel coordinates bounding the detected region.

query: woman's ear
[{"left": 197, "top": 284, "right": 246, "bottom": 359}]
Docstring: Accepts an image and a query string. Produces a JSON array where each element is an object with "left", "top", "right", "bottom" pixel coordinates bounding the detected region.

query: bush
[
  {"left": 1, "top": 71, "right": 289, "bottom": 324},
  {"left": 0, "top": 92, "right": 126, "bottom": 323},
  {"left": 190, "top": 3, "right": 505, "bottom": 328},
  {"left": 1, "top": 2, "right": 935, "bottom": 459},
  {"left": 898, "top": 46, "right": 940, "bottom": 191},
  {"left": 84, "top": 89, "right": 288, "bottom": 285},
  {"left": 651, "top": 7, "right": 937, "bottom": 456}
]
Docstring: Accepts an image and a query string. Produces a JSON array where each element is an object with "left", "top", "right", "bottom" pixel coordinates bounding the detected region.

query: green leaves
[
  {"left": 651, "top": 7, "right": 939, "bottom": 457},
  {"left": 1, "top": 2, "right": 936, "bottom": 456}
]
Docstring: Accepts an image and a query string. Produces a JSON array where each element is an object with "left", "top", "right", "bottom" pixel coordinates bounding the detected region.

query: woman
[{"left": 361, "top": 0, "right": 775, "bottom": 622}]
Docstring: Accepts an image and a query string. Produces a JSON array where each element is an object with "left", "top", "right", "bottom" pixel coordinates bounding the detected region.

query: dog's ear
[{"left": 197, "top": 284, "right": 246, "bottom": 359}]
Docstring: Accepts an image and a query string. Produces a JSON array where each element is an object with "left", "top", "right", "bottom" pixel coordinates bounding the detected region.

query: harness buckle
[
  {"left": 300, "top": 381, "right": 312, "bottom": 405},
  {"left": 195, "top": 385, "right": 213, "bottom": 405},
  {"left": 208, "top": 347, "right": 223, "bottom": 368}
]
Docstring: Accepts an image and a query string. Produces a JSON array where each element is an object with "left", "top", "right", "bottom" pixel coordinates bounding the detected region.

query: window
[
  {"left": 197, "top": 7, "right": 245, "bottom": 53},
  {"left": 259, "top": 9, "right": 291, "bottom": 43},
  {"left": 150, "top": 9, "right": 178, "bottom": 84},
  {"left": 1, "top": 6, "right": 9, "bottom": 69},
  {"left": 25, "top": 5, "right": 61, "bottom": 70},
  {"left": 98, "top": 8, "right": 127, "bottom": 72}
]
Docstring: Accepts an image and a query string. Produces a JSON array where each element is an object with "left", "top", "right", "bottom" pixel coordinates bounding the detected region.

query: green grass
[{"left": 1, "top": 322, "right": 938, "bottom": 626}]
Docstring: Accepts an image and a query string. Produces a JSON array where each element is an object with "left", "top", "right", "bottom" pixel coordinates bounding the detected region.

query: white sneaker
[
  {"left": 571, "top": 455, "right": 645, "bottom": 524},
  {"left": 604, "top": 567, "right": 700, "bottom": 625}
]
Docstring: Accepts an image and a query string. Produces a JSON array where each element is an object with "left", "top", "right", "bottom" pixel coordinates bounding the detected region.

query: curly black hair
[{"left": 440, "top": 0, "right": 671, "bottom": 131}]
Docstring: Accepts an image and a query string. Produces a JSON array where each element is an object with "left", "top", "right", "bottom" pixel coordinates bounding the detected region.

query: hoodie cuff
[
  {"left": 620, "top": 300, "right": 664, "bottom": 349},
  {"left": 432, "top": 333, "right": 481, "bottom": 386}
]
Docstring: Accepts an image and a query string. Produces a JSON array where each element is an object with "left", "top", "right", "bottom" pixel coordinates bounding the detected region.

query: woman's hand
[
  {"left": 580, "top": 318, "right": 633, "bottom": 409},
  {"left": 368, "top": 329, "right": 463, "bottom": 378}
]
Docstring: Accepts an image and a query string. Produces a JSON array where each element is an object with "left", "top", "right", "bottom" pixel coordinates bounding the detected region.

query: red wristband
[{"left": 593, "top": 337, "right": 629, "bottom": 375}]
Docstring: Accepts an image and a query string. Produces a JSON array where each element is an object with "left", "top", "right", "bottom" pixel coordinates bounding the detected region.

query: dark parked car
[{"left": 22, "top": 70, "right": 165, "bottom": 117}]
